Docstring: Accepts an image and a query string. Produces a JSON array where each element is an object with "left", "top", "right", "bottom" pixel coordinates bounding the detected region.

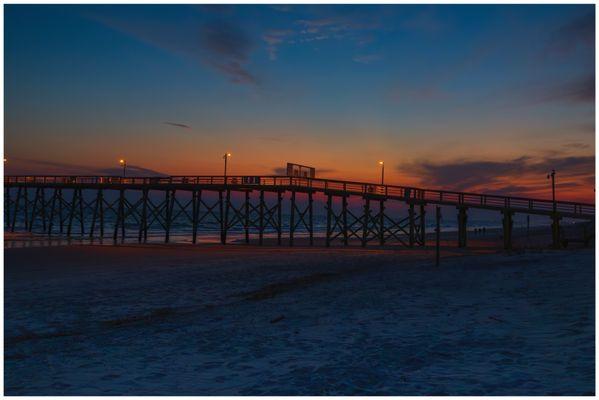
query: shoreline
[{"left": 4, "top": 220, "right": 591, "bottom": 250}]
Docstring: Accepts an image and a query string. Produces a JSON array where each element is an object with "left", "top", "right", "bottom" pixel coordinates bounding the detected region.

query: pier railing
[{"left": 4, "top": 174, "right": 595, "bottom": 218}]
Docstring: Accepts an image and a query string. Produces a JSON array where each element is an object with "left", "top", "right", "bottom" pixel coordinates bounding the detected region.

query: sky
[{"left": 4, "top": 4, "right": 595, "bottom": 202}]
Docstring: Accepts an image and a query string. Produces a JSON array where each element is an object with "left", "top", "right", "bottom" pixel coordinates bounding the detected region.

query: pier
[{"left": 4, "top": 175, "right": 595, "bottom": 249}]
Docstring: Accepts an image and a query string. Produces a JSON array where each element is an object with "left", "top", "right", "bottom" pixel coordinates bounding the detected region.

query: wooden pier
[{"left": 4, "top": 175, "right": 595, "bottom": 249}]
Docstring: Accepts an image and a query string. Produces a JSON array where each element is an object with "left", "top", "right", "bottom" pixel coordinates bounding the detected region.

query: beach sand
[{"left": 4, "top": 232, "right": 595, "bottom": 395}]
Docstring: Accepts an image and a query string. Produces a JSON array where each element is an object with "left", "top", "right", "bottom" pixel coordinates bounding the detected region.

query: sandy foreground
[{"left": 4, "top": 236, "right": 595, "bottom": 395}]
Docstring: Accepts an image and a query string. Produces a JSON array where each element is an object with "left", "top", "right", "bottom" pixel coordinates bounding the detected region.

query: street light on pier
[
  {"left": 379, "top": 161, "right": 385, "bottom": 185},
  {"left": 223, "top": 153, "right": 231, "bottom": 182},
  {"left": 119, "top": 159, "right": 127, "bottom": 177},
  {"left": 547, "top": 169, "right": 556, "bottom": 213}
]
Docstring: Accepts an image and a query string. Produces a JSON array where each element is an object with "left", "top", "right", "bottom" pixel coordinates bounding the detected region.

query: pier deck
[{"left": 4, "top": 175, "right": 594, "bottom": 249}]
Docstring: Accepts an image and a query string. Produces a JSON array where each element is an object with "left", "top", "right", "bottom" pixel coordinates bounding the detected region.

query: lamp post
[
  {"left": 223, "top": 153, "right": 231, "bottom": 182},
  {"left": 119, "top": 159, "right": 127, "bottom": 177},
  {"left": 379, "top": 161, "right": 385, "bottom": 185},
  {"left": 547, "top": 169, "right": 556, "bottom": 213}
]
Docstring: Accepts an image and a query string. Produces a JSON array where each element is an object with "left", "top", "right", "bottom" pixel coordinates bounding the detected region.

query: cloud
[
  {"left": 96, "top": 165, "right": 168, "bottom": 177},
  {"left": 262, "top": 29, "right": 294, "bottom": 60},
  {"left": 89, "top": 12, "right": 258, "bottom": 86},
  {"left": 6, "top": 158, "right": 167, "bottom": 177},
  {"left": 200, "top": 20, "right": 258, "bottom": 84},
  {"left": 562, "top": 142, "right": 591, "bottom": 150},
  {"left": 201, "top": 21, "right": 251, "bottom": 60},
  {"left": 533, "top": 74, "right": 594, "bottom": 104},
  {"left": 293, "top": 12, "right": 380, "bottom": 46},
  {"left": 400, "top": 155, "right": 594, "bottom": 199},
  {"left": 546, "top": 12, "right": 594, "bottom": 56},
  {"left": 297, "top": 15, "right": 379, "bottom": 34},
  {"left": 571, "top": 122, "right": 595, "bottom": 133},
  {"left": 352, "top": 54, "right": 382, "bottom": 64},
  {"left": 164, "top": 121, "right": 191, "bottom": 129}
]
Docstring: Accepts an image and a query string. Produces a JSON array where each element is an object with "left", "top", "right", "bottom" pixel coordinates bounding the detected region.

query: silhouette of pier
[{"left": 4, "top": 175, "right": 594, "bottom": 249}]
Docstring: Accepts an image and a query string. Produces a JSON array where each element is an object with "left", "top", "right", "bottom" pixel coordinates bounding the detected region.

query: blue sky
[{"left": 4, "top": 4, "right": 595, "bottom": 200}]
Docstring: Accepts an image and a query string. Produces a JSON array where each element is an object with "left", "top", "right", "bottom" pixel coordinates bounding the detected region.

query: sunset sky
[{"left": 4, "top": 4, "right": 595, "bottom": 202}]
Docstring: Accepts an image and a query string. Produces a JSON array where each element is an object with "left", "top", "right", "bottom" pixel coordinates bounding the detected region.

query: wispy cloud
[
  {"left": 262, "top": 29, "right": 294, "bottom": 60},
  {"left": 164, "top": 121, "right": 191, "bottom": 129},
  {"left": 562, "top": 142, "right": 591, "bottom": 151},
  {"left": 532, "top": 74, "right": 594, "bottom": 104},
  {"left": 259, "top": 9, "right": 382, "bottom": 62},
  {"left": 96, "top": 165, "right": 167, "bottom": 177},
  {"left": 7, "top": 158, "right": 167, "bottom": 177},
  {"left": 292, "top": 11, "right": 381, "bottom": 47},
  {"left": 572, "top": 122, "right": 595, "bottom": 133},
  {"left": 546, "top": 12, "right": 594, "bottom": 56},
  {"left": 296, "top": 15, "right": 378, "bottom": 38},
  {"left": 400, "top": 155, "right": 594, "bottom": 199},
  {"left": 200, "top": 20, "right": 257, "bottom": 84},
  {"left": 89, "top": 11, "right": 259, "bottom": 86}
]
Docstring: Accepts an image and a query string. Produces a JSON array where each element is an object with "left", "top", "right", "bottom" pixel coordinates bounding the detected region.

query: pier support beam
[
  {"left": 222, "top": 189, "right": 231, "bottom": 244},
  {"left": 58, "top": 188, "right": 64, "bottom": 234},
  {"left": 379, "top": 200, "right": 385, "bottom": 246},
  {"left": 551, "top": 214, "right": 561, "bottom": 249},
  {"left": 457, "top": 206, "right": 468, "bottom": 248},
  {"left": 277, "top": 191, "right": 283, "bottom": 245},
  {"left": 501, "top": 210, "right": 514, "bottom": 250},
  {"left": 67, "top": 189, "right": 78, "bottom": 236},
  {"left": 166, "top": 190, "right": 176, "bottom": 244},
  {"left": 259, "top": 191, "right": 265, "bottom": 245},
  {"left": 29, "top": 187, "right": 47, "bottom": 232},
  {"left": 218, "top": 190, "right": 224, "bottom": 244},
  {"left": 23, "top": 188, "right": 29, "bottom": 231},
  {"left": 46, "top": 188, "right": 66, "bottom": 236},
  {"left": 48, "top": 188, "right": 58, "bottom": 236},
  {"left": 91, "top": 189, "right": 103, "bottom": 240},
  {"left": 419, "top": 204, "right": 426, "bottom": 246},
  {"left": 308, "top": 191, "right": 314, "bottom": 246},
  {"left": 5, "top": 187, "right": 11, "bottom": 227},
  {"left": 99, "top": 189, "right": 104, "bottom": 239},
  {"left": 342, "top": 195, "right": 348, "bottom": 246},
  {"left": 290, "top": 191, "right": 296, "bottom": 246},
  {"left": 408, "top": 203, "right": 415, "bottom": 247},
  {"left": 435, "top": 206, "right": 441, "bottom": 266},
  {"left": 114, "top": 189, "right": 125, "bottom": 243},
  {"left": 138, "top": 189, "right": 148, "bottom": 243},
  {"left": 244, "top": 191, "right": 250, "bottom": 244},
  {"left": 325, "top": 194, "right": 332, "bottom": 247},
  {"left": 192, "top": 190, "right": 201, "bottom": 244},
  {"left": 362, "top": 198, "right": 370, "bottom": 247}
]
